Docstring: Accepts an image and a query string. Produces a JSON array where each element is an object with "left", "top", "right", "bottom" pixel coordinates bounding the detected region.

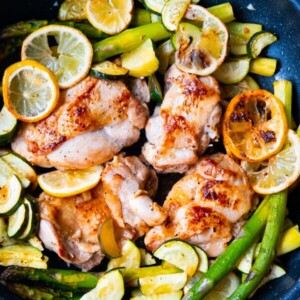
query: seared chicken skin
[
  {"left": 142, "top": 65, "right": 222, "bottom": 173},
  {"left": 144, "top": 153, "right": 253, "bottom": 257},
  {"left": 12, "top": 76, "right": 149, "bottom": 169},
  {"left": 38, "top": 155, "right": 166, "bottom": 270}
]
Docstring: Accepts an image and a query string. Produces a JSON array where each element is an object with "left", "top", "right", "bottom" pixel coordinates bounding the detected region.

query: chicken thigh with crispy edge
[
  {"left": 144, "top": 153, "right": 254, "bottom": 257},
  {"left": 12, "top": 76, "right": 149, "bottom": 170},
  {"left": 142, "top": 65, "right": 222, "bottom": 174},
  {"left": 38, "top": 155, "right": 166, "bottom": 271}
]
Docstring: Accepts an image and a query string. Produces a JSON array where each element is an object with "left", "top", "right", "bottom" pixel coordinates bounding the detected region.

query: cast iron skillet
[{"left": 1, "top": 0, "right": 300, "bottom": 299}]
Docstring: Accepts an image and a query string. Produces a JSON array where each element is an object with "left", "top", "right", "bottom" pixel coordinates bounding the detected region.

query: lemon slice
[
  {"left": 86, "top": 0, "right": 134, "bottom": 35},
  {"left": 21, "top": 25, "right": 93, "bottom": 89},
  {"left": 222, "top": 89, "right": 288, "bottom": 162},
  {"left": 58, "top": 0, "right": 87, "bottom": 21},
  {"left": 162, "top": 0, "right": 191, "bottom": 31},
  {"left": 241, "top": 129, "right": 300, "bottom": 195},
  {"left": 174, "top": 4, "right": 229, "bottom": 76},
  {"left": 37, "top": 165, "right": 103, "bottom": 197},
  {"left": 2, "top": 60, "right": 59, "bottom": 122}
]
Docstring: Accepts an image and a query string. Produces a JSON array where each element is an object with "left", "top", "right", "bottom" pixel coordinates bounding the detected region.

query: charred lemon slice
[
  {"left": 174, "top": 4, "right": 229, "bottom": 76},
  {"left": 222, "top": 89, "right": 288, "bottom": 162},
  {"left": 241, "top": 129, "right": 300, "bottom": 195}
]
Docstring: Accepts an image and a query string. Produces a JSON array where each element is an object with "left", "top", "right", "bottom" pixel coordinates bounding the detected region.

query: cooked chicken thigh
[
  {"left": 12, "top": 76, "right": 149, "bottom": 169},
  {"left": 144, "top": 153, "right": 253, "bottom": 257},
  {"left": 38, "top": 155, "right": 166, "bottom": 270},
  {"left": 142, "top": 65, "right": 222, "bottom": 173}
]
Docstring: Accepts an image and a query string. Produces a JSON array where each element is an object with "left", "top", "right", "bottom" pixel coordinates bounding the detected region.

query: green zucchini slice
[
  {"left": 0, "top": 175, "right": 23, "bottom": 217},
  {"left": 107, "top": 239, "right": 141, "bottom": 270},
  {"left": 143, "top": 0, "right": 167, "bottom": 14},
  {"left": 247, "top": 31, "right": 277, "bottom": 59},
  {"left": 0, "top": 106, "right": 17, "bottom": 146},
  {"left": 148, "top": 74, "right": 163, "bottom": 102},
  {"left": 81, "top": 269, "right": 124, "bottom": 300},
  {"left": 213, "top": 58, "right": 250, "bottom": 84},
  {"left": 139, "top": 272, "right": 187, "bottom": 295},
  {"left": 18, "top": 196, "right": 38, "bottom": 240},
  {"left": 7, "top": 202, "right": 28, "bottom": 238},
  {"left": 2, "top": 153, "right": 37, "bottom": 189},
  {"left": 90, "top": 61, "right": 129, "bottom": 80},
  {"left": 153, "top": 239, "right": 199, "bottom": 277}
]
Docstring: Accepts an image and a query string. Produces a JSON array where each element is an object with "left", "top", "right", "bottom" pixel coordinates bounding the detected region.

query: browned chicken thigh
[
  {"left": 144, "top": 153, "right": 254, "bottom": 257},
  {"left": 12, "top": 76, "right": 149, "bottom": 169},
  {"left": 38, "top": 155, "right": 166, "bottom": 270},
  {"left": 142, "top": 65, "right": 222, "bottom": 173}
]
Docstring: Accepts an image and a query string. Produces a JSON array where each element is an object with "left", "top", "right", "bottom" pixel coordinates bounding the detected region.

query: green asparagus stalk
[
  {"left": 0, "top": 20, "right": 108, "bottom": 40},
  {"left": 273, "top": 80, "right": 292, "bottom": 128},
  {"left": 182, "top": 196, "right": 271, "bottom": 300},
  {"left": 228, "top": 192, "right": 287, "bottom": 299},
  {"left": 130, "top": 8, "right": 152, "bottom": 27},
  {"left": 93, "top": 22, "right": 171, "bottom": 62},
  {"left": 4, "top": 282, "right": 83, "bottom": 300},
  {"left": 207, "top": 3, "right": 235, "bottom": 23},
  {"left": 0, "top": 36, "right": 23, "bottom": 62},
  {"left": 0, "top": 266, "right": 101, "bottom": 291}
]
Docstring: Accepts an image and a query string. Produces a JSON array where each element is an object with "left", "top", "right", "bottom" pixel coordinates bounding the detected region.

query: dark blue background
[{"left": 1, "top": 0, "right": 300, "bottom": 299}]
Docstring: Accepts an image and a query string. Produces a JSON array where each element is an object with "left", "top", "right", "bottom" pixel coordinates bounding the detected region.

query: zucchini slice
[
  {"left": 153, "top": 240, "right": 199, "bottom": 276},
  {"left": 107, "top": 239, "right": 141, "bottom": 270},
  {"left": 0, "top": 157, "right": 30, "bottom": 188},
  {"left": 98, "top": 218, "right": 121, "bottom": 259},
  {"left": 122, "top": 264, "right": 182, "bottom": 283},
  {"left": 220, "top": 76, "right": 260, "bottom": 99},
  {"left": 7, "top": 202, "right": 28, "bottom": 238},
  {"left": 18, "top": 196, "right": 38, "bottom": 240},
  {"left": 131, "top": 290, "right": 183, "bottom": 299},
  {"left": 0, "top": 175, "right": 23, "bottom": 217},
  {"left": 213, "top": 58, "right": 250, "bottom": 84},
  {"left": 143, "top": 0, "right": 167, "bottom": 14},
  {"left": 2, "top": 153, "right": 37, "bottom": 189},
  {"left": 237, "top": 241, "right": 257, "bottom": 274},
  {"left": 148, "top": 74, "right": 163, "bottom": 102},
  {"left": 0, "top": 158, "right": 15, "bottom": 188},
  {"left": 139, "top": 248, "right": 156, "bottom": 266},
  {"left": 247, "top": 31, "right": 277, "bottom": 59},
  {"left": 81, "top": 269, "right": 124, "bottom": 300},
  {"left": 139, "top": 272, "right": 187, "bottom": 295},
  {"left": 193, "top": 245, "right": 208, "bottom": 273},
  {"left": 90, "top": 61, "right": 129, "bottom": 80},
  {"left": 0, "top": 106, "right": 17, "bottom": 146},
  {"left": 0, "top": 244, "right": 48, "bottom": 268},
  {"left": 228, "top": 22, "right": 262, "bottom": 56}
]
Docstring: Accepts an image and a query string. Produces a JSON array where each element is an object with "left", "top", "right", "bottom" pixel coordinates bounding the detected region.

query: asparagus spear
[
  {"left": 4, "top": 282, "right": 83, "bottom": 300},
  {"left": 0, "top": 20, "right": 108, "bottom": 40},
  {"left": 228, "top": 192, "right": 287, "bottom": 299},
  {"left": 0, "top": 266, "right": 101, "bottom": 291},
  {"left": 183, "top": 196, "right": 270, "bottom": 300},
  {"left": 0, "top": 36, "right": 23, "bottom": 62},
  {"left": 93, "top": 22, "right": 171, "bottom": 62}
]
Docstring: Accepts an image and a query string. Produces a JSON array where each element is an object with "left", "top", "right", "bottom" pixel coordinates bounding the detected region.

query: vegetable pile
[{"left": 1, "top": 0, "right": 300, "bottom": 299}]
